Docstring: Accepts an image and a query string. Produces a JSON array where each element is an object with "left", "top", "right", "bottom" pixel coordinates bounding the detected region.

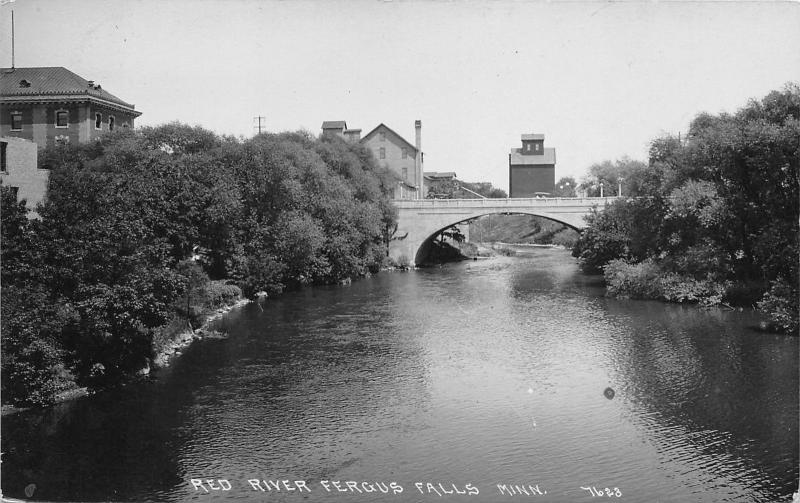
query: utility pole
[
  {"left": 11, "top": 9, "right": 15, "bottom": 68},
  {"left": 253, "top": 116, "right": 266, "bottom": 135}
]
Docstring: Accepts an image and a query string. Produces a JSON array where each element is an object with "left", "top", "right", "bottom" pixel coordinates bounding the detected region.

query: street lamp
[
  {"left": 618, "top": 177, "right": 624, "bottom": 197},
  {"left": 599, "top": 182, "right": 604, "bottom": 198}
]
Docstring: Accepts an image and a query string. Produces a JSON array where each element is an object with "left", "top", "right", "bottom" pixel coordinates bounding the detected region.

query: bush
[
  {"left": 494, "top": 245, "right": 517, "bottom": 256},
  {"left": 551, "top": 228, "right": 579, "bottom": 248},
  {"left": 757, "top": 279, "right": 799, "bottom": 333},
  {"left": 604, "top": 259, "right": 727, "bottom": 306},
  {"left": 656, "top": 273, "right": 727, "bottom": 306},
  {"left": 604, "top": 259, "right": 662, "bottom": 299},
  {"left": 203, "top": 281, "right": 242, "bottom": 308},
  {"left": 572, "top": 208, "right": 630, "bottom": 273}
]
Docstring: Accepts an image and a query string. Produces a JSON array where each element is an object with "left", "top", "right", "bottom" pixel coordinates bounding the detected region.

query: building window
[
  {"left": 1, "top": 141, "right": 7, "bottom": 172},
  {"left": 526, "top": 144, "right": 531, "bottom": 152},
  {"left": 11, "top": 112, "right": 22, "bottom": 131},
  {"left": 535, "top": 143, "right": 540, "bottom": 152},
  {"left": 379, "top": 131, "right": 386, "bottom": 142},
  {"left": 55, "top": 135, "right": 70, "bottom": 146},
  {"left": 402, "top": 167, "right": 408, "bottom": 180},
  {"left": 122, "top": 122, "right": 130, "bottom": 129},
  {"left": 402, "top": 148, "right": 407, "bottom": 159},
  {"left": 95, "top": 113, "right": 102, "bottom": 129},
  {"left": 109, "top": 116, "right": 115, "bottom": 131},
  {"left": 7, "top": 186, "right": 19, "bottom": 199},
  {"left": 56, "top": 110, "right": 69, "bottom": 128},
  {"left": 379, "top": 147, "right": 386, "bottom": 159}
]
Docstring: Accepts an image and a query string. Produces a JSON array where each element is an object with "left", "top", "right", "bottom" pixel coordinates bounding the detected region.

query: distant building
[
  {"left": 321, "top": 119, "right": 424, "bottom": 200},
  {"left": 424, "top": 171, "right": 458, "bottom": 198},
  {"left": 508, "top": 133, "right": 556, "bottom": 197},
  {"left": 0, "top": 67, "right": 142, "bottom": 150},
  {"left": 0, "top": 136, "right": 47, "bottom": 214},
  {"left": 361, "top": 121, "right": 424, "bottom": 200},
  {"left": 321, "top": 120, "right": 362, "bottom": 144}
]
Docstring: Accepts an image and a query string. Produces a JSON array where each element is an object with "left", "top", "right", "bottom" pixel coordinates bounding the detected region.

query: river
[{"left": 2, "top": 248, "right": 797, "bottom": 502}]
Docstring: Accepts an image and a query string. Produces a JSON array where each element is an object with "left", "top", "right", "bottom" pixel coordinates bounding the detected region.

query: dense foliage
[
  {"left": 1, "top": 125, "right": 395, "bottom": 406},
  {"left": 573, "top": 84, "right": 799, "bottom": 332}
]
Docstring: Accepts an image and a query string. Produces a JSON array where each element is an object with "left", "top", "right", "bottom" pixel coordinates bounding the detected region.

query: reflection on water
[{"left": 2, "top": 248, "right": 797, "bottom": 502}]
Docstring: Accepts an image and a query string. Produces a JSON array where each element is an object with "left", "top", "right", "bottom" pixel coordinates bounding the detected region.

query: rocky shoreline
[
  {"left": 150, "top": 298, "right": 251, "bottom": 370},
  {"left": 1, "top": 298, "right": 251, "bottom": 417}
]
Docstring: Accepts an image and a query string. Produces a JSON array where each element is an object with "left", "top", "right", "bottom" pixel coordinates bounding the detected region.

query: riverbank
[
  {"left": 151, "top": 297, "right": 251, "bottom": 369},
  {"left": 0, "top": 296, "right": 251, "bottom": 417}
]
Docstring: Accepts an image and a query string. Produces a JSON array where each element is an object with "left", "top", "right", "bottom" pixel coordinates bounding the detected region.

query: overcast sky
[{"left": 2, "top": 0, "right": 798, "bottom": 190}]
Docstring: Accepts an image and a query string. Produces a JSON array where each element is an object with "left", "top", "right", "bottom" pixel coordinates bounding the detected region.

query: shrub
[
  {"left": 551, "top": 228, "right": 579, "bottom": 248},
  {"left": 757, "top": 279, "right": 799, "bottom": 333},
  {"left": 494, "top": 245, "right": 517, "bottom": 256},
  {"left": 203, "top": 281, "right": 242, "bottom": 308},
  {"left": 657, "top": 273, "right": 727, "bottom": 306},
  {"left": 604, "top": 259, "right": 727, "bottom": 306},
  {"left": 604, "top": 259, "right": 661, "bottom": 299}
]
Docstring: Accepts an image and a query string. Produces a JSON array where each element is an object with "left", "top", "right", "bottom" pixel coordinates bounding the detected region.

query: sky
[{"left": 1, "top": 0, "right": 798, "bottom": 191}]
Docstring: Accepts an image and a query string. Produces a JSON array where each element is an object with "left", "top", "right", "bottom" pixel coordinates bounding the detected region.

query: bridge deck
[{"left": 394, "top": 197, "right": 618, "bottom": 208}]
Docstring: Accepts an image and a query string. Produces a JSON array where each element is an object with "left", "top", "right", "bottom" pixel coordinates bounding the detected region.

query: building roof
[
  {"left": 424, "top": 171, "right": 457, "bottom": 179},
  {"left": 321, "top": 120, "right": 347, "bottom": 130},
  {"left": 1, "top": 67, "right": 141, "bottom": 115},
  {"left": 510, "top": 147, "right": 556, "bottom": 165},
  {"left": 360, "top": 123, "right": 418, "bottom": 153},
  {"left": 344, "top": 128, "right": 361, "bottom": 133},
  {"left": 521, "top": 134, "right": 545, "bottom": 141}
]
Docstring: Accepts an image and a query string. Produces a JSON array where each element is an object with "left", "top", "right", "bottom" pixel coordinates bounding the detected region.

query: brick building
[
  {"left": 0, "top": 67, "right": 142, "bottom": 212},
  {"left": 1, "top": 67, "right": 142, "bottom": 149},
  {"left": 508, "top": 133, "right": 556, "bottom": 197}
]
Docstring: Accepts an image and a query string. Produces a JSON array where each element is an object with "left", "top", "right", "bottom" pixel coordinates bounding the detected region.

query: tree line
[
  {"left": 1, "top": 124, "right": 397, "bottom": 406},
  {"left": 572, "top": 84, "right": 799, "bottom": 333}
]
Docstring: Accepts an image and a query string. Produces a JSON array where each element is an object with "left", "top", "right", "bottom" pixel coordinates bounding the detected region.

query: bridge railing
[{"left": 393, "top": 197, "right": 619, "bottom": 208}]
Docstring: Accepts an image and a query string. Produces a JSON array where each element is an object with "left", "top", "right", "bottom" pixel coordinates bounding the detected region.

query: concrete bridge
[{"left": 389, "top": 197, "right": 617, "bottom": 266}]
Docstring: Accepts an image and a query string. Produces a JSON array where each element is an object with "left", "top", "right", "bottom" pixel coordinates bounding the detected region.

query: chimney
[
  {"left": 415, "top": 120, "right": 422, "bottom": 152},
  {"left": 415, "top": 120, "right": 423, "bottom": 199},
  {"left": 88, "top": 80, "right": 94, "bottom": 87}
]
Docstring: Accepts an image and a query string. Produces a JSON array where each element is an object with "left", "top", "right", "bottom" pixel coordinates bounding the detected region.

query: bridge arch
[
  {"left": 414, "top": 211, "right": 582, "bottom": 265},
  {"left": 389, "top": 197, "right": 615, "bottom": 267}
]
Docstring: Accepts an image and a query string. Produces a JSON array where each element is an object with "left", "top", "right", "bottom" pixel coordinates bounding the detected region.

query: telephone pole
[{"left": 253, "top": 116, "right": 266, "bottom": 135}]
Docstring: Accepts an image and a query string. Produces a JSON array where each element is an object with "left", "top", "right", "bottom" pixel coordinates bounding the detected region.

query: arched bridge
[{"left": 389, "top": 197, "right": 617, "bottom": 266}]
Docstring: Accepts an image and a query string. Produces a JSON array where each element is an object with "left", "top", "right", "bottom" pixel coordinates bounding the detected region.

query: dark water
[{"left": 2, "top": 248, "right": 798, "bottom": 502}]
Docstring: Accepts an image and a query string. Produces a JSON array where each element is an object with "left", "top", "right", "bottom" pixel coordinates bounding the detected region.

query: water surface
[{"left": 2, "top": 248, "right": 797, "bottom": 502}]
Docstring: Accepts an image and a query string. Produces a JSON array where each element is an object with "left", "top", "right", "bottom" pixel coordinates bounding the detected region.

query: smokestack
[
  {"left": 415, "top": 120, "right": 421, "bottom": 152},
  {"left": 415, "top": 120, "right": 422, "bottom": 199}
]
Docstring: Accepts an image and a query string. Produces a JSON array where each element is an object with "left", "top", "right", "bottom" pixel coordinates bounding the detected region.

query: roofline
[
  {"left": 360, "top": 123, "right": 418, "bottom": 153},
  {"left": 1, "top": 95, "right": 142, "bottom": 116}
]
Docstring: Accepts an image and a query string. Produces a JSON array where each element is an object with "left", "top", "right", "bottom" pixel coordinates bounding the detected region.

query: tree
[
  {"left": 554, "top": 176, "right": 577, "bottom": 197},
  {"left": 579, "top": 157, "right": 647, "bottom": 196},
  {"left": 574, "top": 84, "right": 799, "bottom": 329}
]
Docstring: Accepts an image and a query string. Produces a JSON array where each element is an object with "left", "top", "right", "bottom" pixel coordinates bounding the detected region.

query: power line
[{"left": 253, "top": 116, "right": 266, "bottom": 135}]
